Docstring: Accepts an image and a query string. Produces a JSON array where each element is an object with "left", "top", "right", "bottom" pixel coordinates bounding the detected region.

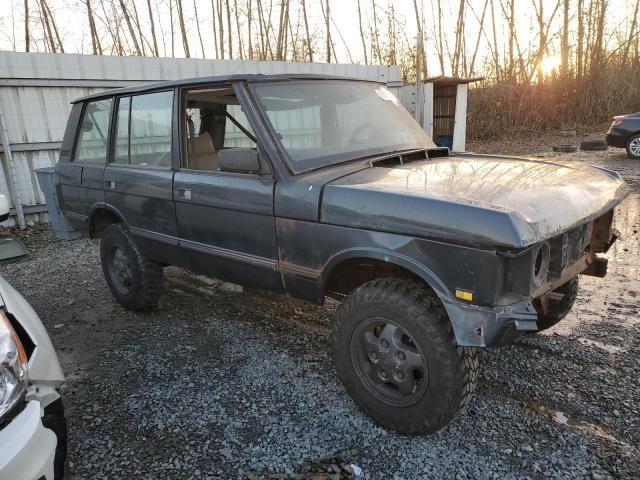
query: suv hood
[{"left": 321, "top": 154, "right": 630, "bottom": 248}]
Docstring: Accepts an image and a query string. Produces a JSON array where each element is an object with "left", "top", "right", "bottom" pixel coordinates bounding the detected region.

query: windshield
[{"left": 252, "top": 80, "right": 436, "bottom": 173}]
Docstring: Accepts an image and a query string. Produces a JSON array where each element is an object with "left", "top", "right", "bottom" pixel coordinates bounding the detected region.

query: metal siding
[{"left": 0, "top": 52, "right": 401, "bottom": 225}]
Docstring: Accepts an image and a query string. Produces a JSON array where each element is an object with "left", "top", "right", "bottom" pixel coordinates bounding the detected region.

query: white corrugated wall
[{"left": 0, "top": 51, "right": 402, "bottom": 226}]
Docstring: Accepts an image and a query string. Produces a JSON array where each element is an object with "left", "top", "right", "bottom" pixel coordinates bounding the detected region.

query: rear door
[
  {"left": 104, "top": 90, "right": 178, "bottom": 257},
  {"left": 56, "top": 98, "right": 112, "bottom": 231}
]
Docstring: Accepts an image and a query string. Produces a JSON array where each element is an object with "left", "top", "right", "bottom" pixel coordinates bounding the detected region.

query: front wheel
[
  {"left": 333, "top": 278, "right": 478, "bottom": 435},
  {"left": 627, "top": 134, "right": 640, "bottom": 159},
  {"left": 100, "top": 223, "right": 163, "bottom": 310}
]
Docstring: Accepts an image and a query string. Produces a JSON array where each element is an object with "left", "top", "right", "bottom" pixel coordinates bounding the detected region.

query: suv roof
[{"left": 72, "top": 74, "right": 381, "bottom": 104}]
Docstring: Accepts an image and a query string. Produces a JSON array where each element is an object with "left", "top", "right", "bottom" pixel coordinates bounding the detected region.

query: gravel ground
[{"left": 1, "top": 148, "right": 639, "bottom": 479}]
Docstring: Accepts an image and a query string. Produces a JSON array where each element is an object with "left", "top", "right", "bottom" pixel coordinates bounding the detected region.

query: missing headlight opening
[{"left": 533, "top": 242, "right": 551, "bottom": 286}]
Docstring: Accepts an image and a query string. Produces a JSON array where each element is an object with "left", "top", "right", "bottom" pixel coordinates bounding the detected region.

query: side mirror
[
  {"left": 218, "top": 148, "right": 261, "bottom": 174},
  {"left": 80, "top": 119, "right": 94, "bottom": 132}
]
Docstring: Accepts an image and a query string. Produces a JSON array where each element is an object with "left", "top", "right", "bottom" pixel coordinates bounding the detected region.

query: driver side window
[{"left": 183, "top": 87, "right": 259, "bottom": 173}]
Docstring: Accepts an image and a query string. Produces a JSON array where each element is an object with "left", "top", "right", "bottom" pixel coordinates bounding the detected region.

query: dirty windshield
[{"left": 252, "top": 80, "right": 436, "bottom": 172}]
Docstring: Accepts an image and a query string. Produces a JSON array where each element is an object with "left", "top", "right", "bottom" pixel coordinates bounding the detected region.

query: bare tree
[
  {"left": 234, "top": 0, "right": 244, "bottom": 59},
  {"left": 146, "top": 0, "right": 159, "bottom": 57},
  {"left": 175, "top": 0, "right": 190, "bottom": 57},
  {"left": 194, "top": 0, "right": 206, "bottom": 58},
  {"left": 119, "top": 0, "right": 142, "bottom": 55},
  {"left": 24, "top": 0, "right": 30, "bottom": 52},
  {"left": 301, "top": 0, "right": 312, "bottom": 62},
  {"left": 86, "top": 0, "right": 102, "bottom": 55},
  {"left": 225, "top": 0, "right": 233, "bottom": 58}
]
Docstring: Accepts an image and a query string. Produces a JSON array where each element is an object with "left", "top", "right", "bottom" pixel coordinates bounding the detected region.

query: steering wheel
[{"left": 348, "top": 122, "right": 377, "bottom": 144}]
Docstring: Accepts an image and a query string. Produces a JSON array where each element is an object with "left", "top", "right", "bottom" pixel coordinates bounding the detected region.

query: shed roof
[{"left": 424, "top": 76, "right": 484, "bottom": 86}]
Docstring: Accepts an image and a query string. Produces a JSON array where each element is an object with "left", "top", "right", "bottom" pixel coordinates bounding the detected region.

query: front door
[
  {"left": 56, "top": 98, "right": 112, "bottom": 232},
  {"left": 104, "top": 91, "right": 178, "bottom": 258},
  {"left": 172, "top": 85, "right": 282, "bottom": 292}
]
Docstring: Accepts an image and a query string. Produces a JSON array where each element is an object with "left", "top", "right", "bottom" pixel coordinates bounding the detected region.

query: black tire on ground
[
  {"left": 333, "top": 277, "right": 478, "bottom": 435},
  {"left": 580, "top": 139, "right": 608, "bottom": 151},
  {"left": 100, "top": 223, "right": 163, "bottom": 310},
  {"left": 626, "top": 133, "right": 640, "bottom": 159},
  {"left": 553, "top": 144, "right": 578, "bottom": 153},
  {"left": 41, "top": 399, "right": 67, "bottom": 480},
  {"left": 535, "top": 277, "right": 579, "bottom": 332}
]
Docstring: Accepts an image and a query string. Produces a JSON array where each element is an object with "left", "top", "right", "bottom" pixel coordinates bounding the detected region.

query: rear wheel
[
  {"left": 333, "top": 278, "right": 478, "bottom": 434},
  {"left": 626, "top": 134, "right": 640, "bottom": 159},
  {"left": 100, "top": 223, "right": 163, "bottom": 310}
]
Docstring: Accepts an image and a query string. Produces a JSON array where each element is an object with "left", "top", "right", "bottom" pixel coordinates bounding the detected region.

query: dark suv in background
[
  {"left": 54, "top": 75, "right": 629, "bottom": 434},
  {"left": 606, "top": 113, "right": 640, "bottom": 158}
]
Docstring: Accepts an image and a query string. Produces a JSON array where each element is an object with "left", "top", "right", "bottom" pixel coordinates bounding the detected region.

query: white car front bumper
[{"left": 0, "top": 401, "right": 57, "bottom": 480}]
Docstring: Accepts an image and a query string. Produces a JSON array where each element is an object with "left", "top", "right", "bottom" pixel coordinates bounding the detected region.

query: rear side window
[
  {"left": 112, "top": 91, "right": 173, "bottom": 168},
  {"left": 74, "top": 98, "right": 112, "bottom": 163}
]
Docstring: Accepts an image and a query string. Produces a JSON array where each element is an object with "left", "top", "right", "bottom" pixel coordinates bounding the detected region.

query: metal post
[
  {"left": 415, "top": 32, "right": 424, "bottom": 127},
  {"left": 0, "top": 101, "right": 26, "bottom": 229}
]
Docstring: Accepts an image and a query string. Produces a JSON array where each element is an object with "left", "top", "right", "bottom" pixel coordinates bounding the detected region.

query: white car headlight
[{"left": 0, "top": 311, "right": 28, "bottom": 419}]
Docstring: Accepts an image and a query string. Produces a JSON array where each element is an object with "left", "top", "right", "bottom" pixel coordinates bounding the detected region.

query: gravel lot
[{"left": 1, "top": 148, "right": 639, "bottom": 479}]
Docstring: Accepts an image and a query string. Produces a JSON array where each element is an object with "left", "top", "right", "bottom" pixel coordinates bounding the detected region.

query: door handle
[
  {"left": 178, "top": 188, "right": 192, "bottom": 200},
  {"left": 105, "top": 180, "right": 116, "bottom": 190}
]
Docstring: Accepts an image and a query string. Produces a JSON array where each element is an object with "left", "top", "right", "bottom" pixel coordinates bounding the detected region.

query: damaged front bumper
[{"left": 444, "top": 298, "right": 539, "bottom": 347}]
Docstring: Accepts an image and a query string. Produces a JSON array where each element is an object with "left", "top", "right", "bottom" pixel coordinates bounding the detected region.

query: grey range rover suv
[{"left": 54, "top": 75, "right": 629, "bottom": 434}]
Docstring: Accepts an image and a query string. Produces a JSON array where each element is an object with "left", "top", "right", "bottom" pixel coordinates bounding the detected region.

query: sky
[{"left": 0, "top": 0, "right": 635, "bottom": 76}]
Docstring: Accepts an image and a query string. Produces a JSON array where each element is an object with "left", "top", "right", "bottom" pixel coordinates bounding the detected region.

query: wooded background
[{"left": 2, "top": 0, "right": 640, "bottom": 138}]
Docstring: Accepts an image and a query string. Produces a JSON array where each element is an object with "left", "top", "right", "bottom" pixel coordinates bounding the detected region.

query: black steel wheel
[
  {"left": 106, "top": 244, "right": 133, "bottom": 295},
  {"left": 100, "top": 223, "right": 163, "bottom": 310},
  {"left": 350, "top": 317, "right": 429, "bottom": 408},
  {"left": 334, "top": 278, "right": 478, "bottom": 435}
]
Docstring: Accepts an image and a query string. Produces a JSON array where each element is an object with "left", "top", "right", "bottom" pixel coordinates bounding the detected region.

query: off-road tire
[
  {"left": 626, "top": 133, "right": 640, "bottom": 159},
  {"left": 553, "top": 144, "right": 578, "bottom": 153},
  {"left": 100, "top": 223, "right": 163, "bottom": 310},
  {"left": 333, "top": 278, "right": 478, "bottom": 435},
  {"left": 535, "top": 277, "right": 579, "bottom": 332},
  {"left": 580, "top": 139, "right": 608, "bottom": 151},
  {"left": 42, "top": 399, "right": 67, "bottom": 480}
]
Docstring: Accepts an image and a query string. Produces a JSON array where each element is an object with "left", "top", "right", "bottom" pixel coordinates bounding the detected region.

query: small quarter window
[
  {"left": 74, "top": 98, "right": 112, "bottom": 163},
  {"left": 113, "top": 97, "right": 130, "bottom": 164},
  {"left": 111, "top": 91, "right": 173, "bottom": 168}
]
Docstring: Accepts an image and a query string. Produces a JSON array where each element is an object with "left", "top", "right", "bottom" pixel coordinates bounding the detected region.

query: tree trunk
[
  {"left": 41, "top": 0, "right": 64, "bottom": 53},
  {"left": 38, "top": 0, "right": 57, "bottom": 53},
  {"left": 218, "top": 0, "right": 225, "bottom": 58},
  {"left": 194, "top": 0, "right": 206, "bottom": 58},
  {"left": 119, "top": 0, "right": 142, "bottom": 55},
  {"left": 577, "top": 0, "right": 584, "bottom": 77},
  {"left": 25, "top": 0, "right": 30, "bottom": 52},
  {"left": 147, "top": 0, "right": 159, "bottom": 56},
  {"left": 87, "top": 0, "right": 102, "bottom": 55},
  {"left": 175, "top": 0, "right": 190, "bottom": 57},
  {"left": 234, "top": 0, "right": 244, "bottom": 59},
  {"left": 301, "top": 0, "right": 313, "bottom": 62},
  {"left": 247, "top": 0, "right": 253, "bottom": 59},
  {"left": 561, "top": 0, "right": 570, "bottom": 78},
  {"left": 225, "top": 0, "right": 233, "bottom": 58}
]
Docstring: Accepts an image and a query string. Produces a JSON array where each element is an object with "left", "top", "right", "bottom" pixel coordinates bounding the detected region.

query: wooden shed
[{"left": 395, "top": 76, "right": 482, "bottom": 152}]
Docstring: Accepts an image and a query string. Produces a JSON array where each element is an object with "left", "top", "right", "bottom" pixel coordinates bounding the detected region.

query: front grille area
[{"left": 549, "top": 222, "right": 592, "bottom": 277}]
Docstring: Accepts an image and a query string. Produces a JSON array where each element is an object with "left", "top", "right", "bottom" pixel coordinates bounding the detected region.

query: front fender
[{"left": 321, "top": 247, "right": 453, "bottom": 303}]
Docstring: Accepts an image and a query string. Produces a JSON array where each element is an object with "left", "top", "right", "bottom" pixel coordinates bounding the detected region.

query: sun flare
[{"left": 539, "top": 55, "right": 562, "bottom": 76}]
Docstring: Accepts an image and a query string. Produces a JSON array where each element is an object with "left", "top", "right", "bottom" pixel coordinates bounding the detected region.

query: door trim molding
[{"left": 129, "top": 226, "right": 277, "bottom": 270}]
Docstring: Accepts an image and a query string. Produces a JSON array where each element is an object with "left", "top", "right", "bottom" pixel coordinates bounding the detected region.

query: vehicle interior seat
[{"left": 192, "top": 132, "right": 220, "bottom": 170}]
